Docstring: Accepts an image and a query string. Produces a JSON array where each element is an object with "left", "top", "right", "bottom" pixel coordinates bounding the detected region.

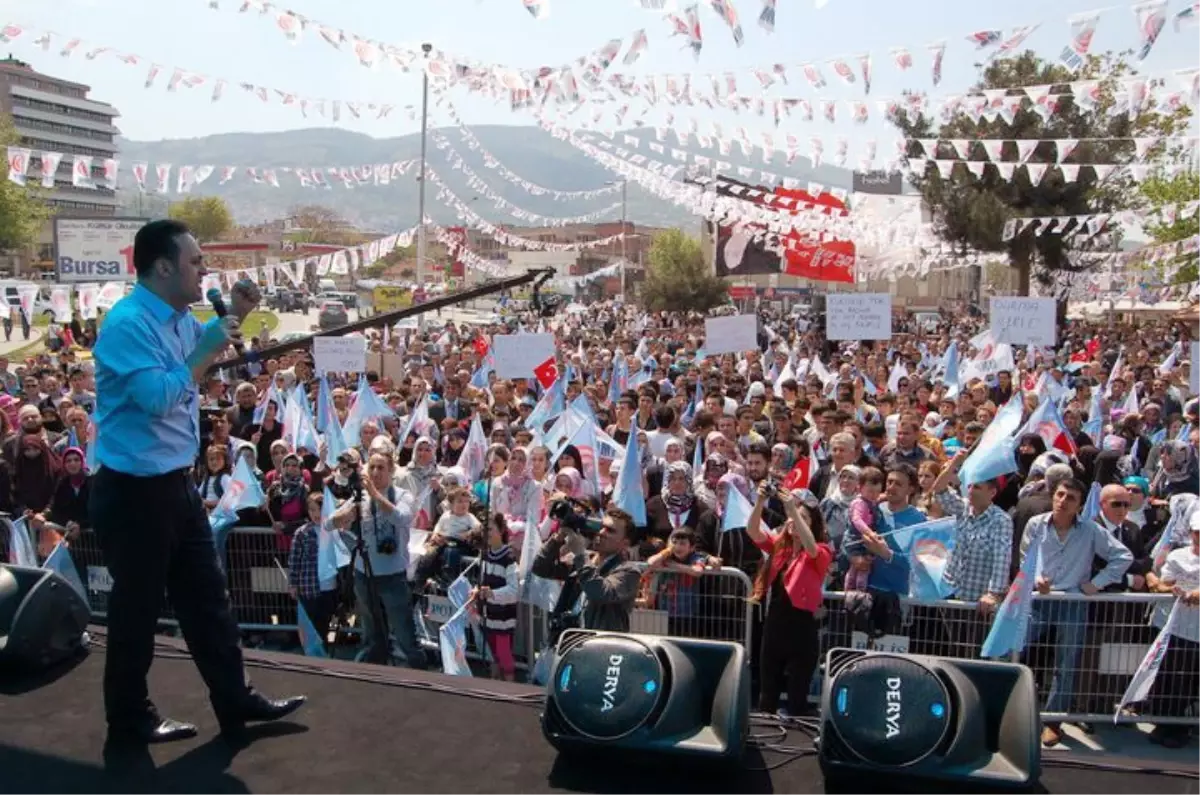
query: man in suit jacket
[{"left": 428, "top": 377, "right": 466, "bottom": 425}]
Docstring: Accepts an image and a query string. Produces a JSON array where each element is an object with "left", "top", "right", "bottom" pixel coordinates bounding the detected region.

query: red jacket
[{"left": 753, "top": 535, "right": 833, "bottom": 613}]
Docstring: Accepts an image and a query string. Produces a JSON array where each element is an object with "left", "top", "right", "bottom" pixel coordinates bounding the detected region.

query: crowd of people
[{"left": 2, "top": 290, "right": 1197, "bottom": 750}]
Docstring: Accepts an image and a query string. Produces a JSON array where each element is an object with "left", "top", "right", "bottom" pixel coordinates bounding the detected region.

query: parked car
[
  {"left": 317, "top": 300, "right": 349, "bottom": 330},
  {"left": 267, "top": 289, "right": 311, "bottom": 313},
  {"left": 319, "top": 291, "right": 357, "bottom": 310}
]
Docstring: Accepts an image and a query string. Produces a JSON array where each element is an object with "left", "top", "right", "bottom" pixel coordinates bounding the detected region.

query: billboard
[
  {"left": 708, "top": 177, "right": 855, "bottom": 284},
  {"left": 54, "top": 217, "right": 145, "bottom": 283},
  {"left": 852, "top": 169, "right": 904, "bottom": 195}
]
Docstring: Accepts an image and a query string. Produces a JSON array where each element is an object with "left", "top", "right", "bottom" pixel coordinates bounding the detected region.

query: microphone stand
[{"left": 345, "top": 469, "right": 392, "bottom": 665}]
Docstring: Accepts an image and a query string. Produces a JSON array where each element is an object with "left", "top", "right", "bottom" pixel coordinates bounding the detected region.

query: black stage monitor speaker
[
  {"left": 0, "top": 564, "right": 90, "bottom": 671},
  {"left": 541, "top": 630, "right": 750, "bottom": 763},
  {"left": 818, "top": 648, "right": 1040, "bottom": 788}
]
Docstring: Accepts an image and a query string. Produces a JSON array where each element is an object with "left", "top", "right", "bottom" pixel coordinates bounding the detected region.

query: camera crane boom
[{"left": 207, "top": 268, "right": 556, "bottom": 374}]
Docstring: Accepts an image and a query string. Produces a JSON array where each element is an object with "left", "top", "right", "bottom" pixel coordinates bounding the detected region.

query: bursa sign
[{"left": 54, "top": 218, "right": 144, "bottom": 283}]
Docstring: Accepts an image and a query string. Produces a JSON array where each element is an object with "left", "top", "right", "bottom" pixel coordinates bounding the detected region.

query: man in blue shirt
[{"left": 90, "top": 219, "right": 305, "bottom": 754}]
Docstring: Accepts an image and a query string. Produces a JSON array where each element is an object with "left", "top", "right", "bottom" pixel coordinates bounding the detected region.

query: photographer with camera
[
  {"left": 532, "top": 497, "right": 641, "bottom": 635},
  {"left": 326, "top": 451, "right": 427, "bottom": 668}
]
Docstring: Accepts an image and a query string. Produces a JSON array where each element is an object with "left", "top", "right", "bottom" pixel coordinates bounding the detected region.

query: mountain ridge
[{"left": 116, "top": 125, "right": 854, "bottom": 232}]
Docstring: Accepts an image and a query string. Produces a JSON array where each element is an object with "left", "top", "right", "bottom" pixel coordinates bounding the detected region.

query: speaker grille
[
  {"left": 827, "top": 654, "right": 952, "bottom": 768},
  {"left": 551, "top": 634, "right": 664, "bottom": 741}
]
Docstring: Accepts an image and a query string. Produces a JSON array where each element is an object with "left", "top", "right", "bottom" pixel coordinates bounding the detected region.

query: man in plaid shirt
[{"left": 930, "top": 451, "right": 1013, "bottom": 649}]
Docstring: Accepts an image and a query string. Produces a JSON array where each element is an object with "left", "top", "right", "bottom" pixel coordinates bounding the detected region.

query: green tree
[
  {"left": 640, "top": 229, "right": 728, "bottom": 313},
  {"left": 1137, "top": 171, "right": 1199, "bottom": 286},
  {"left": 0, "top": 115, "right": 50, "bottom": 251},
  {"left": 890, "top": 50, "right": 1192, "bottom": 296},
  {"left": 168, "top": 195, "right": 234, "bottom": 242}
]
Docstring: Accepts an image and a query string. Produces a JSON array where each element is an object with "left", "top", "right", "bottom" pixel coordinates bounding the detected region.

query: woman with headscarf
[
  {"left": 694, "top": 453, "right": 730, "bottom": 510},
  {"left": 398, "top": 436, "right": 444, "bottom": 531},
  {"left": 995, "top": 433, "right": 1048, "bottom": 511},
  {"left": 770, "top": 443, "right": 795, "bottom": 481},
  {"left": 12, "top": 433, "right": 59, "bottom": 516},
  {"left": 492, "top": 447, "right": 540, "bottom": 548},
  {"left": 820, "top": 464, "right": 860, "bottom": 560},
  {"left": 266, "top": 452, "right": 312, "bottom": 555},
  {"left": 713, "top": 471, "right": 760, "bottom": 575},
  {"left": 645, "top": 461, "right": 717, "bottom": 558},
  {"left": 1150, "top": 440, "right": 1199, "bottom": 502},
  {"left": 31, "top": 446, "right": 91, "bottom": 556}
]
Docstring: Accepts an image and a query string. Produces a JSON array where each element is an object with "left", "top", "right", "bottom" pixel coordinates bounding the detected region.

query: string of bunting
[
  {"left": 3, "top": 146, "right": 421, "bottom": 193},
  {"left": 0, "top": 23, "right": 407, "bottom": 124},
  {"left": 424, "top": 171, "right": 629, "bottom": 252},
  {"left": 175, "top": 0, "right": 1198, "bottom": 110},
  {"left": 437, "top": 102, "right": 624, "bottom": 200},
  {"left": 910, "top": 155, "right": 1194, "bottom": 186},
  {"left": 429, "top": 130, "right": 625, "bottom": 225}
]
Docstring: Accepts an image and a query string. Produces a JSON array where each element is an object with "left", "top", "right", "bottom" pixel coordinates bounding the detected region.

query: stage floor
[{"left": 0, "top": 633, "right": 1196, "bottom": 794}]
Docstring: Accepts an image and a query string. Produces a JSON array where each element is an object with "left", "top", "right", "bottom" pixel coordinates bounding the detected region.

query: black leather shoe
[
  {"left": 107, "top": 717, "right": 198, "bottom": 746},
  {"left": 241, "top": 693, "right": 307, "bottom": 724},
  {"left": 219, "top": 694, "right": 306, "bottom": 747}
]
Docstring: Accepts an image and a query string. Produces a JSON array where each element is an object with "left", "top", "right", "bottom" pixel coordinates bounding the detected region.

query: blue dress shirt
[{"left": 93, "top": 284, "right": 215, "bottom": 476}]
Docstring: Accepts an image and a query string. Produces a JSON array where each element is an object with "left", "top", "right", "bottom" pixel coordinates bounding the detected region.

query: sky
[{"left": 5, "top": 0, "right": 1199, "bottom": 165}]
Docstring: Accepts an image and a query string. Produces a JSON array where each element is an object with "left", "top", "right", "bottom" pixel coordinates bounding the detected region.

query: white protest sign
[
  {"left": 1192, "top": 342, "right": 1199, "bottom": 396},
  {"left": 312, "top": 336, "right": 367, "bottom": 374},
  {"left": 704, "top": 314, "right": 759, "bottom": 355},
  {"left": 991, "top": 297, "right": 1057, "bottom": 346},
  {"left": 492, "top": 332, "right": 556, "bottom": 379},
  {"left": 825, "top": 293, "right": 892, "bottom": 341}
]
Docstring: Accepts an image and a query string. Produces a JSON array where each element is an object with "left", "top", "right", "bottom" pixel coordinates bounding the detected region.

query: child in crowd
[
  {"left": 844, "top": 466, "right": 885, "bottom": 631},
  {"left": 472, "top": 513, "right": 519, "bottom": 682},
  {"left": 414, "top": 486, "right": 481, "bottom": 587},
  {"left": 641, "top": 527, "right": 719, "bottom": 637},
  {"left": 844, "top": 466, "right": 885, "bottom": 590},
  {"left": 288, "top": 492, "right": 339, "bottom": 652}
]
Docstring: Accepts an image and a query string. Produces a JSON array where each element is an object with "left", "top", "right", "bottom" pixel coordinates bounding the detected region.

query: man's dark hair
[
  {"left": 605, "top": 507, "right": 638, "bottom": 542},
  {"left": 1055, "top": 478, "right": 1087, "bottom": 501},
  {"left": 133, "top": 219, "right": 190, "bottom": 278},
  {"left": 654, "top": 404, "right": 676, "bottom": 428},
  {"left": 745, "top": 440, "right": 771, "bottom": 461},
  {"left": 886, "top": 462, "right": 919, "bottom": 491}
]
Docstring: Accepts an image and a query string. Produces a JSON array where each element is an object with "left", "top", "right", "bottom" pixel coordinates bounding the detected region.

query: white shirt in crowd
[{"left": 1153, "top": 545, "right": 1199, "bottom": 643}]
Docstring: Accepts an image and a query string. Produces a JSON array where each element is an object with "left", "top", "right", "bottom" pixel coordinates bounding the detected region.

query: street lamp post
[
  {"left": 619, "top": 178, "right": 627, "bottom": 301},
  {"left": 416, "top": 42, "right": 433, "bottom": 287}
]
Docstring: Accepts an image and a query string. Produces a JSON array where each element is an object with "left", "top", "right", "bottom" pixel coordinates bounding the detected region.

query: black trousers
[
  {"left": 90, "top": 466, "right": 250, "bottom": 732},
  {"left": 299, "top": 590, "right": 338, "bottom": 651},
  {"left": 759, "top": 597, "right": 819, "bottom": 714}
]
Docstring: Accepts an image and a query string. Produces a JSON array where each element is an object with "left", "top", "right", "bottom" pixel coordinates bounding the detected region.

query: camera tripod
[{"left": 343, "top": 471, "right": 394, "bottom": 666}]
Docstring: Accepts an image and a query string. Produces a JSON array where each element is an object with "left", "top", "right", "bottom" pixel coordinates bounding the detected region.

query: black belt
[{"left": 97, "top": 465, "right": 193, "bottom": 481}]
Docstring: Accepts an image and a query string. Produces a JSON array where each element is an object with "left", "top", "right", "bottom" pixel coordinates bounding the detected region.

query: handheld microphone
[{"left": 206, "top": 287, "right": 245, "bottom": 356}]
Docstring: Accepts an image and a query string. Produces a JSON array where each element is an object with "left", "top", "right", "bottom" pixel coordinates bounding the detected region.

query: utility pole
[
  {"left": 416, "top": 42, "right": 433, "bottom": 287},
  {"left": 619, "top": 178, "right": 627, "bottom": 301}
]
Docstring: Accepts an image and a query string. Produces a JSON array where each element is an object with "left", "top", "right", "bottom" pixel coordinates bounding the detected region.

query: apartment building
[{"left": 0, "top": 57, "right": 122, "bottom": 270}]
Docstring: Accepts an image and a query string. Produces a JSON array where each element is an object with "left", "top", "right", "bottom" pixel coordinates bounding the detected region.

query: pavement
[
  {"left": 1048, "top": 720, "right": 1197, "bottom": 770},
  {"left": 0, "top": 327, "right": 44, "bottom": 357}
]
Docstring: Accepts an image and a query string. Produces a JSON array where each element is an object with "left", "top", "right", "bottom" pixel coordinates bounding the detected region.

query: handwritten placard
[
  {"left": 825, "top": 293, "right": 892, "bottom": 341},
  {"left": 492, "top": 333, "right": 556, "bottom": 379},
  {"left": 991, "top": 297, "right": 1056, "bottom": 346},
  {"left": 312, "top": 336, "right": 367, "bottom": 374},
  {"left": 704, "top": 314, "right": 759, "bottom": 355},
  {"left": 1192, "top": 342, "right": 1199, "bottom": 396}
]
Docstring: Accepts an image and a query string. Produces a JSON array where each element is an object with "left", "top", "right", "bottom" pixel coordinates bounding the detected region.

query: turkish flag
[
  {"left": 533, "top": 356, "right": 559, "bottom": 390},
  {"left": 781, "top": 237, "right": 857, "bottom": 283},
  {"left": 472, "top": 336, "right": 489, "bottom": 358}
]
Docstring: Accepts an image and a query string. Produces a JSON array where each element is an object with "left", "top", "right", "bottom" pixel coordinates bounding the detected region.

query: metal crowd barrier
[
  {"left": 65, "top": 525, "right": 1195, "bottom": 728},
  {"left": 814, "top": 591, "right": 1198, "bottom": 728},
  {"left": 74, "top": 525, "right": 752, "bottom": 672}
]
